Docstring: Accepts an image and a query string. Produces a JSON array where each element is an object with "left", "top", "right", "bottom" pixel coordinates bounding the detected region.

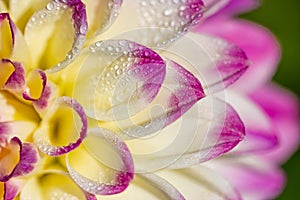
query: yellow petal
[
  {"left": 0, "top": 60, "right": 15, "bottom": 88},
  {"left": 0, "top": 14, "right": 13, "bottom": 58}
]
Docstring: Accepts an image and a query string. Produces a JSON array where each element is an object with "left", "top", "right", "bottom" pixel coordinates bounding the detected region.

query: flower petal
[
  {"left": 66, "top": 127, "right": 134, "bottom": 195},
  {"left": 0, "top": 13, "right": 14, "bottom": 58},
  {"left": 124, "top": 97, "right": 244, "bottom": 172},
  {"left": 83, "top": 0, "right": 122, "bottom": 37},
  {"left": 1, "top": 179, "right": 23, "bottom": 200},
  {"left": 0, "top": 137, "right": 21, "bottom": 182},
  {"left": 0, "top": 121, "right": 37, "bottom": 140},
  {"left": 157, "top": 165, "right": 242, "bottom": 200},
  {"left": 162, "top": 32, "right": 249, "bottom": 93},
  {"left": 19, "top": 171, "right": 92, "bottom": 199},
  {"left": 9, "top": 0, "right": 49, "bottom": 30},
  {"left": 22, "top": 69, "right": 47, "bottom": 101},
  {"left": 206, "top": 157, "right": 285, "bottom": 200},
  {"left": 33, "top": 81, "right": 59, "bottom": 116},
  {"left": 24, "top": 0, "right": 87, "bottom": 72},
  {"left": 198, "top": 19, "right": 280, "bottom": 92},
  {"left": 98, "top": 0, "right": 205, "bottom": 47},
  {"left": 224, "top": 91, "right": 279, "bottom": 153},
  {"left": 73, "top": 39, "right": 166, "bottom": 121},
  {"left": 0, "top": 1, "right": 7, "bottom": 12},
  {"left": 100, "top": 59, "right": 205, "bottom": 139},
  {"left": 101, "top": 173, "right": 185, "bottom": 199},
  {"left": 2, "top": 59, "right": 26, "bottom": 93},
  {"left": 0, "top": 59, "right": 15, "bottom": 88},
  {"left": 249, "top": 84, "right": 300, "bottom": 163},
  {"left": 34, "top": 96, "right": 87, "bottom": 156},
  {"left": 11, "top": 143, "right": 39, "bottom": 178},
  {"left": 202, "top": 0, "right": 230, "bottom": 18}
]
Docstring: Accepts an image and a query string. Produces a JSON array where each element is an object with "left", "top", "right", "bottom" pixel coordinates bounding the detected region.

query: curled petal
[
  {"left": 34, "top": 96, "right": 87, "bottom": 156},
  {"left": 101, "top": 59, "right": 205, "bottom": 139},
  {"left": 11, "top": 143, "right": 39, "bottom": 178},
  {"left": 19, "top": 171, "right": 93, "bottom": 199},
  {"left": 0, "top": 59, "right": 15, "bottom": 89},
  {"left": 73, "top": 39, "right": 166, "bottom": 121},
  {"left": 24, "top": 0, "right": 87, "bottom": 73},
  {"left": 157, "top": 165, "right": 242, "bottom": 200},
  {"left": 1, "top": 59, "right": 26, "bottom": 93},
  {"left": 83, "top": 0, "right": 122, "bottom": 37},
  {"left": 0, "top": 137, "right": 21, "bottom": 182},
  {"left": 125, "top": 97, "right": 244, "bottom": 172},
  {"left": 23, "top": 69, "right": 47, "bottom": 101},
  {"left": 33, "top": 81, "right": 59, "bottom": 116},
  {"left": 0, "top": 13, "right": 15, "bottom": 58},
  {"left": 163, "top": 32, "right": 249, "bottom": 93},
  {"left": 198, "top": 19, "right": 280, "bottom": 92},
  {"left": 66, "top": 127, "right": 134, "bottom": 195},
  {"left": 99, "top": 0, "right": 205, "bottom": 47}
]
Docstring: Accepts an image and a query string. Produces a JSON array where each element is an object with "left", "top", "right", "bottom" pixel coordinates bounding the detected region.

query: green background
[{"left": 242, "top": 0, "right": 300, "bottom": 199}]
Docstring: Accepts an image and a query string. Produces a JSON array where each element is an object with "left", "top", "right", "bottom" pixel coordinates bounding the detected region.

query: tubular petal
[
  {"left": 66, "top": 127, "right": 134, "bottom": 195},
  {"left": 163, "top": 32, "right": 249, "bottom": 94},
  {"left": 73, "top": 39, "right": 166, "bottom": 121},
  {"left": 24, "top": 0, "right": 87, "bottom": 73},
  {"left": 157, "top": 165, "right": 242, "bottom": 200},
  {"left": 19, "top": 172, "right": 92, "bottom": 200},
  {"left": 82, "top": 0, "right": 122, "bottom": 37},
  {"left": 22, "top": 69, "right": 47, "bottom": 101},
  {"left": 124, "top": 97, "right": 244, "bottom": 172},
  {"left": 198, "top": 19, "right": 280, "bottom": 92},
  {"left": 98, "top": 0, "right": 205, "bottom": 47},
  {"left": 34, "top": 96, "right": 87, "bottom": 156}
]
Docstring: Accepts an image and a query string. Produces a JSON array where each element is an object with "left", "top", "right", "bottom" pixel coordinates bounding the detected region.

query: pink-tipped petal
[
  {"left": 11, "top": 143, "right": 39, "bottom": 178},
  {"left": 66, "top": 127, "right": 134, "bottom": 195},
  {"left": 210, "top": 0, "right": 260, "bottom": 18},
  {"left": 22, "top": 69, "right": 47, "bottom": 101},
  {"left": 24, "top": 0, "right": 88, "bottom": 73},
  {"left": 34, "top": 96, "right": 87, "bottom": 156},
  {"left": 207, "top": 157, "right": 285, "bottom": 200},
  {"left": 107, "top": 59, "right": 205, "bottom": 139},
  {"left": 163, "top": 32, "right": 249, "bottom": 93},
  {"left": 225, "top": 91, "right": 279, "bottom": 153},
  {"left": 2, "top": 179, "right": 24, "bottom": 200},
  {"left": 99, "top": 0, "right": 205, "bottom": 47},
  {"left": 0, "top": 137, "right": 21, "bottom": 182},
  {"left": 198, "top": 18, "right": 280, "bottom": 92},
  {"left": 74, "top": 39, "right": 166, "bottom": 121},
  {"left": 249, "top": 84, "right": 300, "bottom": 163},
  {"left": 125, "top": 97, "right": 244, "bottom": 172},
  {"left": 2, "top": 59, "right": 26, "bottom": 93}
]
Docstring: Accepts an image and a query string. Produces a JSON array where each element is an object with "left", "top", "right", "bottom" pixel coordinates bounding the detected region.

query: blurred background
[{"left": 242, "top": 0, "right": 300, "bottom": 199}]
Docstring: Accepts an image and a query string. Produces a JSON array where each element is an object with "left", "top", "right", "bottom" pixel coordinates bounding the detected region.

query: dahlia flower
[{"left": 0, "top": 0, "right": 298, "bottom": 200}]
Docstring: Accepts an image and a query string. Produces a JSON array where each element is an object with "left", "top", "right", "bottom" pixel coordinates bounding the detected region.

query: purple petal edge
[{"left": 22, "top": 70, "right": 47, "bottom": 101}]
